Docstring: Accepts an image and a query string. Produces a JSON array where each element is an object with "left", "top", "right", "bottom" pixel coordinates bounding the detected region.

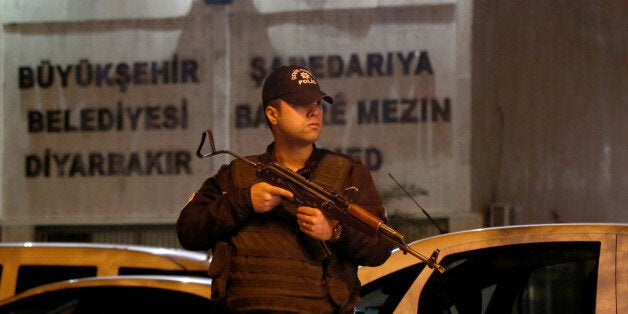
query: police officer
[{"left": 177, "top": 65, "right": 393, "bottom": 313}]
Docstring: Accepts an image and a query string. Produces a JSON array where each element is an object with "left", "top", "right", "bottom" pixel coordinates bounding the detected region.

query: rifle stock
[{"left": 196, "top": 129, "right": 445, "bottom": 273}]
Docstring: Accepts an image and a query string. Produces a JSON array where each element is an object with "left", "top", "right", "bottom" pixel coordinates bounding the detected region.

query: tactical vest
[{"left": 209, "top": 151, "right": 357, "bottom": 313}]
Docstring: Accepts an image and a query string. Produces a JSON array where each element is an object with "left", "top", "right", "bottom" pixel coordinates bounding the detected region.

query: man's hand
[
  {"left": 250, "top": 182, "right": 293, "bottom": 213},
  {"left": 297, "top": 206, "right": 336, "bottom": 241}
]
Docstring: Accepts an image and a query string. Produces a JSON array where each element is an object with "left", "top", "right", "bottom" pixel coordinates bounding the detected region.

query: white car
[
  {"left": 0, "top": 242, "right": 210, "bottom": 300},
  {"left": 0, "top": 275, "right": 214, "bottom": 313},
  {"left": 357, "top": 224, "right": 627, "bottom": 314}
]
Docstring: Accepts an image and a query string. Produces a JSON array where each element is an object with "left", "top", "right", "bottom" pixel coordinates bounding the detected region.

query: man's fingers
[
  {"left": 296, "top": 206, "right": 317, "bottom": 215},
  {"left": 267, "top": 185, "right": 294, "bottom": 199}
]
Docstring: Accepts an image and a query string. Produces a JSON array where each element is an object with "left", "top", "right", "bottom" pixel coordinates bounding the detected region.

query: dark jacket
[{"left": 177, "top": 144, "right": 393, "bottom": 313}]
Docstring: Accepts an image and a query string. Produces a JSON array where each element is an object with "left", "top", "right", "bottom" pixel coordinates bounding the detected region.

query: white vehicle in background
[
  {"left": 0, "top": 242, "right": 210, "bottom": 300},
  {"left": 357, "top": 224, "right": 627, "bottom": 314},
  {"left": 0, "top": 275, "right": 214, "bottom": 313}
]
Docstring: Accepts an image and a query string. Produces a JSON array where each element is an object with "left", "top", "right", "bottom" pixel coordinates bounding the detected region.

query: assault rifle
[{"left": 196, "top": 129, "right": 445, "bottom": 273}]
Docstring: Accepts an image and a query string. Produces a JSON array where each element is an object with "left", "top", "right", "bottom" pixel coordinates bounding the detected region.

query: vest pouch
[
  {"left": 326, "top": 253, "right": 360, "bottom": 311},
  {"left": 207, "top": 241, "right": 232, "bottom": 303}
]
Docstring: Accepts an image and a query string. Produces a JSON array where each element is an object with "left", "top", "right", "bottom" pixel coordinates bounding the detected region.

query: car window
[
  {"left": 419, "top": 242, "right": 599, "bottom": 314},
  {"left": 16, "top": 266, "right": 97, "bottom": 294},
  {"left": 0, "top": 285, "right": 215, "bottom": 314},
  {"left": 118, "top": 267, "right": 209, "bottom": 278},
  {"left": 358, "top": 263, "right": 426, "bottom": 314}
]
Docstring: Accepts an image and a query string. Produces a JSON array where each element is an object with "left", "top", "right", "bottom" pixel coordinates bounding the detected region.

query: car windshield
[
  {"left": 358, "top": 241, "right": 600, "bottom": 314},
  {"left": 419, "top": 242, "right": 600, "bottom": 314},
  {"left": 358, "top": 263, "right": 426, "bottom": 313}
]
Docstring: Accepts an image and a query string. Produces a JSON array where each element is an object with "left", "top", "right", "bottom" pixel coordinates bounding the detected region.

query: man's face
[{"left": 268, "top": 99, "right": 324, "bottom": 146}]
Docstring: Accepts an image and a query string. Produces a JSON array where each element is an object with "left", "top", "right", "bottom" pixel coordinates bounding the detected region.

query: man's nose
[{"left": 307, "top": 103, "right": 322, "bottom": 117}]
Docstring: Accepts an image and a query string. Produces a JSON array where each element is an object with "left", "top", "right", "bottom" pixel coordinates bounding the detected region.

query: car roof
[
  {"left": 0, "top": 241, "right": 208, "bottom": 259},
  {"left": 0, "top": 275, "right": 213, "bottom": 306},
  {"left": 359, "top": 223, "right": 628, "bottom": 283},
  {"left": 0, "top": 242, "right": 210, "bottom": 270}
]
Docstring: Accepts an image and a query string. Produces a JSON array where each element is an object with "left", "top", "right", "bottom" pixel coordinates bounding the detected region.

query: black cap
[{"left": 262, "top": 65, "right": 333, "bottom": 107}]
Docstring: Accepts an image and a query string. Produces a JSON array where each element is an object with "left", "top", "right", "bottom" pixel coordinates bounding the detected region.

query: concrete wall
[
  {"left": 1, "top": 0, "right": 624, "bottom": 243},
  {"left": 1, "top": 0, "right": 476, "bottom": 242},
  {"left": 472, "top": 0, "right": 626, "bottom": 224}
]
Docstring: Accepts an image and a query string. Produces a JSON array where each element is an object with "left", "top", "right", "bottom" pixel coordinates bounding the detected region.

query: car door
[
  {"left": 415, "top": 231, "right": 617, "bottom": 314},
  {"left": 617, "top": 234, "right": 627, "bottom": 314}
]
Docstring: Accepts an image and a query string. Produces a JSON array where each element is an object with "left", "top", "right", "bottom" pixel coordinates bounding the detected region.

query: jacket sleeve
[
  {"left": 176, "top": 163, "right": 254, "bottom": 251},
  {"left": 332, "top": 161, "right": 394, "bottom": 266}
]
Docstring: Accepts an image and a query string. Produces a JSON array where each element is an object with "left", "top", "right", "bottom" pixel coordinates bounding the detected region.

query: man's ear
[{"left": 266, "top": 104, "right": 279, "bottom": 125}]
